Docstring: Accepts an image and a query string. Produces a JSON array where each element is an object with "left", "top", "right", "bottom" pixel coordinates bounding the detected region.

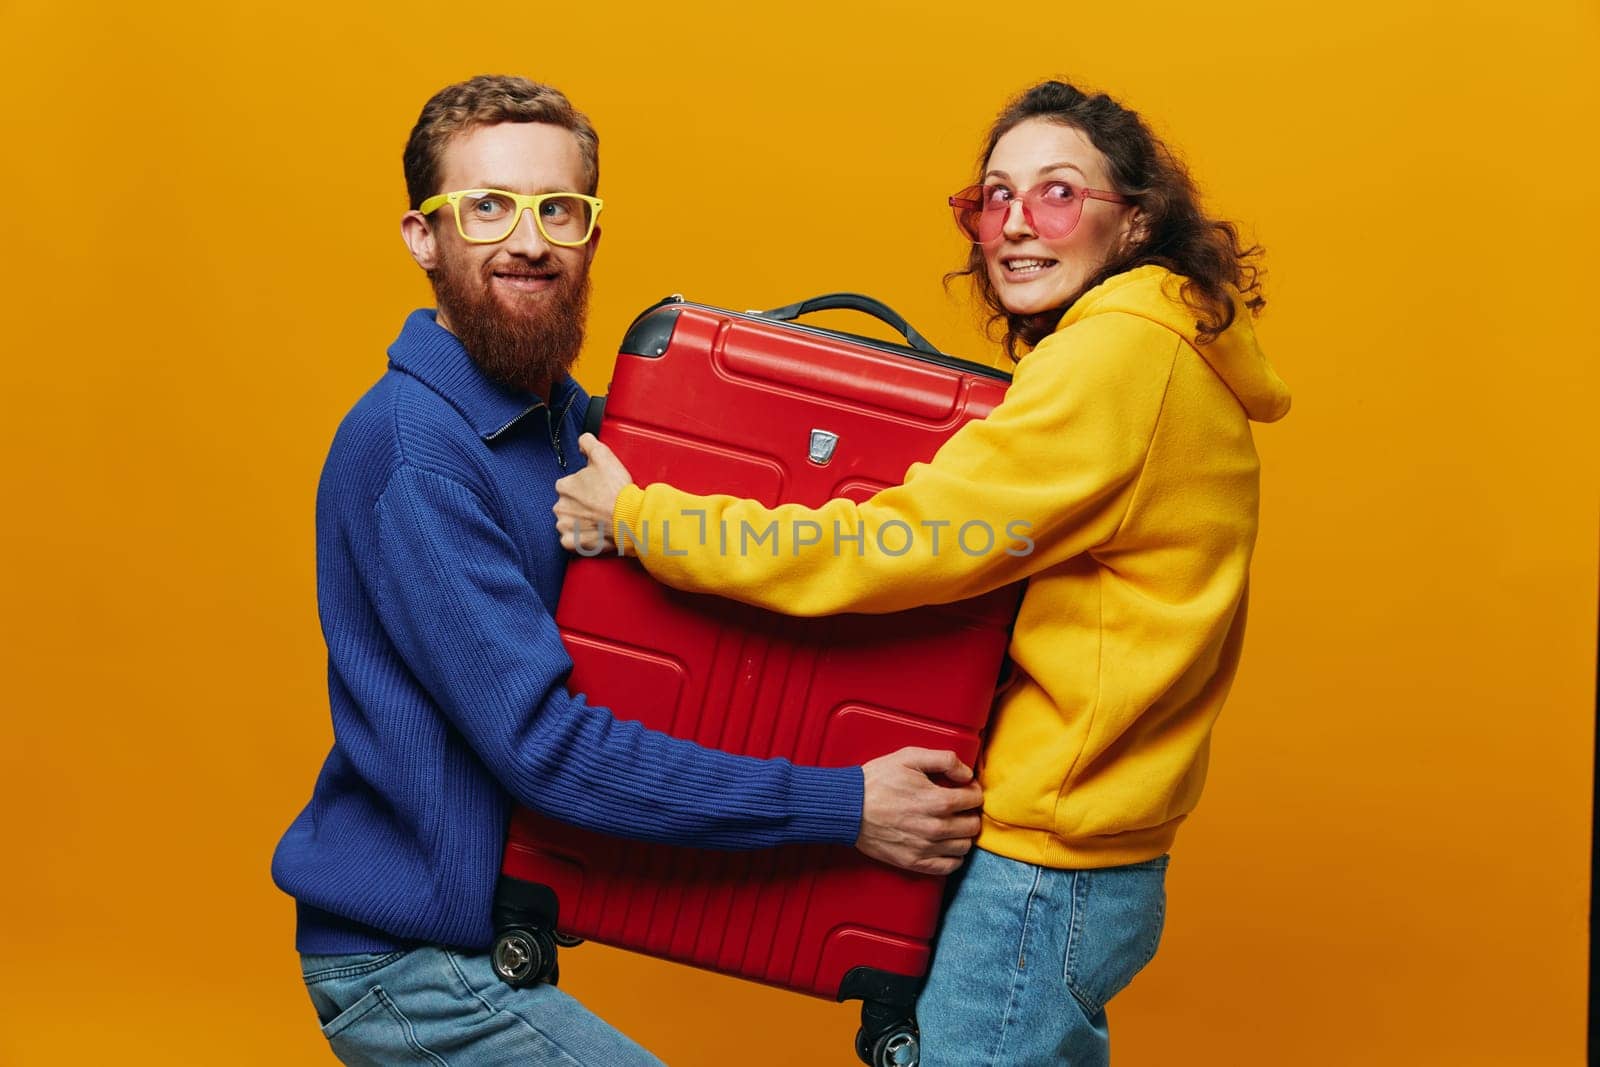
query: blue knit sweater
[{"left": 271, "top": 310, "right": 864, "bottom": 954}]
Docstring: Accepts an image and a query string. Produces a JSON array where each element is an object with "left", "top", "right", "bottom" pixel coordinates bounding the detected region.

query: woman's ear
[{"left": 1121, "top": 209, "right": 1150, "bottom": 254}]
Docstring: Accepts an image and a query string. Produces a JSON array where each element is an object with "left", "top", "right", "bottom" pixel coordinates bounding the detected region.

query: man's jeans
[
  {"left": 916, "top": 847, "right": 1169, "bottom": 1066},
  {"left": 299, "top": 945, "right": 663, "bottom": 1066}
]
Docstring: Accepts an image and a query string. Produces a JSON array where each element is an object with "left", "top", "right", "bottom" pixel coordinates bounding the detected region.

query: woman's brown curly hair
[{"left": 950, "top": 80, "right": 1265, "bottom": 359}]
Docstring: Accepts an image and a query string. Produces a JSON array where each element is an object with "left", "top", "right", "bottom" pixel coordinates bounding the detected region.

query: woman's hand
[{"left": 553, "top": 434, "right": 634, "bottom": 554}]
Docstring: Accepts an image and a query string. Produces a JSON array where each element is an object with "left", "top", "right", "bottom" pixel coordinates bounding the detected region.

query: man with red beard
[{"left": 271, "top": 75, "right": 982, "bottom": 1064}]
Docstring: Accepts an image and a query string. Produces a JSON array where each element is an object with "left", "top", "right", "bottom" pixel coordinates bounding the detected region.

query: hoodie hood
[{"left": 1056, "top": 264, "right": 1291, "bottom": 423}]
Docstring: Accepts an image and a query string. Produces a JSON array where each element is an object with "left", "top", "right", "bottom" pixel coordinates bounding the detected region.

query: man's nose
[
  {"left": 503, "top": 207, "right": 553, "bottom": 256},
  {"left": 1000, "top": 198, "right": 1034, "bottom": 240}
]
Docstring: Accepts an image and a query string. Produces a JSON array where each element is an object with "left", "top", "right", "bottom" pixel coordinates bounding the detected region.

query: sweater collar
[{"left": 387, "top": 308, "right": 582, "bottom": 441}]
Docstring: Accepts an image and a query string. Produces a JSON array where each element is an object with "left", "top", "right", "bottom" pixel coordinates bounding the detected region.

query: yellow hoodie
[{"left": 612, "top": 265, "right": 1291, "bottom": 868}]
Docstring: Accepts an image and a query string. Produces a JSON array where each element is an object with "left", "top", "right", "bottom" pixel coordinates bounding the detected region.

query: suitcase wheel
[
  {"left": 491, "top": 926, "right": 557, "bottom": 988},
  {"left": 855, "top": 1024, "right": 919, "bottom": 1067}
]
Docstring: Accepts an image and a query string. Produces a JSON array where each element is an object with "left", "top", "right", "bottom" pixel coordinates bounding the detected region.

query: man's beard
[{"left": 431, "top": 250, "right": 590, "bottom": 396}]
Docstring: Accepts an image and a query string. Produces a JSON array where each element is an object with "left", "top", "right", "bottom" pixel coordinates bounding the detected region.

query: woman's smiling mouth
[{"left": 1001, "top": 257, "right": 1058, "bottom": 280}]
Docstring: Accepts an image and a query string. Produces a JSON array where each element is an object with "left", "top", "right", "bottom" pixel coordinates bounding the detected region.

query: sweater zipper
[{"left": 547, "top": 391, "right": 580, "bottom": 471}]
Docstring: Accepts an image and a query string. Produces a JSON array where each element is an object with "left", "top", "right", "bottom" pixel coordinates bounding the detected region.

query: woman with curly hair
[{"left": 554, "top": 80, "right": 1291, "bottom": 1065}]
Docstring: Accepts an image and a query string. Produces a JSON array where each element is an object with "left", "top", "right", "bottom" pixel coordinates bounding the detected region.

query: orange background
[{"left": 2, "top": 0, "right": 1595, "bottom": 1063}]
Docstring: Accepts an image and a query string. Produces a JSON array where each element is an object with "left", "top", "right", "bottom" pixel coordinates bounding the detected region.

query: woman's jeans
[
  {"left": 916, "top": 848, "right": 1169, "bottom": 1066},
  {"left": 299, "top": 945, "right": 663, "bottom": 1066}
]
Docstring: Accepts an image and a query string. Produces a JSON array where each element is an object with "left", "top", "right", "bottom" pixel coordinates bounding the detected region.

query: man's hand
[
  {"left": 856, "top": 747, "right": 983, "bottom": 876},
  {"left": 554, "top": 434, "right": 633, "bottom": 554}
]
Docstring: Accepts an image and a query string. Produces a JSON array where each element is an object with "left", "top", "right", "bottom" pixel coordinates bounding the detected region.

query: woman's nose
[{"left": 1000, "top": 198, "right": 1034, "bottom": 240}]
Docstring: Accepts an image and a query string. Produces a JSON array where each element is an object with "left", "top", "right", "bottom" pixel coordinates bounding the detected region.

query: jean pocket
[
  {"left": 301, "top": 950, "right": 409, "bottom": 985},
  {"left": 318, "top": 985, "right": 447, "bottom": 1066},
  {"left": 1062, "top": 859, "right": 1168, "bottom": 1016}
]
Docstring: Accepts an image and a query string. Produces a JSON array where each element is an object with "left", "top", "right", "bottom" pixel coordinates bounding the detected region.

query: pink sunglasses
[{"left": 949, "top": 180, "right": 1131, "bottom": 245}]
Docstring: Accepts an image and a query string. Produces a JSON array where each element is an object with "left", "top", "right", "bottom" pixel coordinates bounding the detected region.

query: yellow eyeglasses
[{"left": 418, "top": 189, "right": 604, "bottom": 246}]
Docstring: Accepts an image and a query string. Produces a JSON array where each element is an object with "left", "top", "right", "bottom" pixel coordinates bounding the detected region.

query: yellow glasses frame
[{"left": 418, "top": 189, "right": 604, "bottom": 247}]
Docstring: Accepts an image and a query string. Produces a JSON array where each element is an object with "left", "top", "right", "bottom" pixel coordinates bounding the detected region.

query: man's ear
[
  {"left": 585, "top": 224, "right": 602, "bottom": 265},
  {"left": 401, "top": 210, "right": 439, "bottom": 271}
]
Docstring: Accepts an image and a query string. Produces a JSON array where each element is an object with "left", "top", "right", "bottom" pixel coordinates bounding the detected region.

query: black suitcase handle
[
  {"left": 758, "top": 293, "right": 940, "bottom": 356},
  {"left": 583, "top": 395, "right": 606, "bottom": 438}
]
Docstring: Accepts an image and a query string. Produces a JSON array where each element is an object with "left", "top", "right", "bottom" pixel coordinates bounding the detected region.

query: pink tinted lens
[
  {"left": 1026, "top": 186, "right": 1086, "bottom": 239},
  {"left": 949, "top": 187, "right": 987, "bottom": 243}
]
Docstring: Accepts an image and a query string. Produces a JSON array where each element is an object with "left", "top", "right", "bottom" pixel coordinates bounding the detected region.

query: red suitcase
[{"left": 492, "top": 294, "right": 1018, "bottom": 1066}]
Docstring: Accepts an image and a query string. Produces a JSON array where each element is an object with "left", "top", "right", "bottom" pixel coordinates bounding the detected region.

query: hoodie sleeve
[{"left": 611, "top": 312, "right": 1181, "bottom": 616}]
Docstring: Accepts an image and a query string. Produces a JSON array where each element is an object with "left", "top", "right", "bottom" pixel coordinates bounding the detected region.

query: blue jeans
[
  {"left": 915, "top": 848, "right": 1168, "bottom": 1066},
  {"left": 299, "top": 946, "right": 664, "bottom": 1066}
]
